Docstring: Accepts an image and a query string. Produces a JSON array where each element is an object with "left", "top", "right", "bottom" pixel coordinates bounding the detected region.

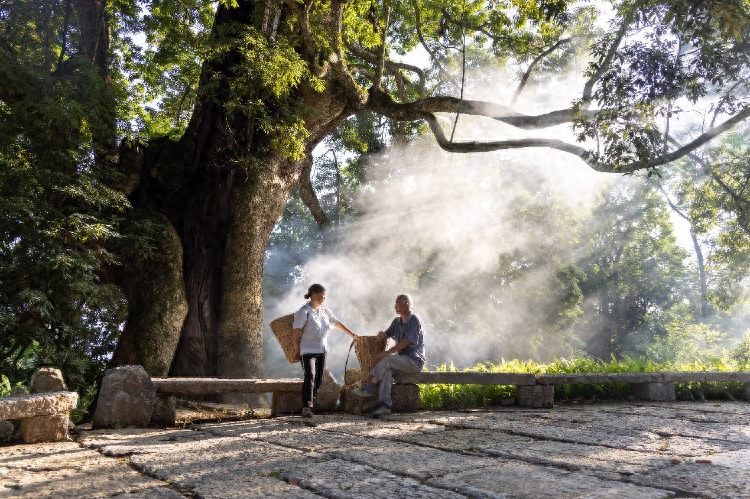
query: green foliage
[
  {"left": 0, "top": 0, "right": 152, "bottom": 399},
  {"left": 644, "top": 321, "right": 728, "bottom": 365},
  {"left": 574, "top": 0, "right": 750, "bottom": 169},
  {"left": 70, "top": 383, "right": 99, "bottom": 424},
  {"left": 117, "top": 0, "right": 215, "bottom": 137},
  {"left": 420, "top": 353, "right": 750, "bottom": 409},
  {"left": 575, "top": 182, "right": 690, "bottom": 358},
  {"left": 0, "top": 374, "right": 26, "bottom": 397},
  {"left": 419, "top": 361, "right": 523, "bottom": 409},
  {"left": 386, "top": 0, "right": 573, "bottom": 61},
  {"left": 659, "top": 125, "right": 750, "bottom": 312},
  {"left": 220, "top": 24, "right": 317, "bottom": 160},
  {"left": 730, "top": 331, "right": 750, "bottom": 367}
]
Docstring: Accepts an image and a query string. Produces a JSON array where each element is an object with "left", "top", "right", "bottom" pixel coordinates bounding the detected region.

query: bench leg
[
  {"left": 517, "top": 385, "right": 554, "bottom": 408},
  {"left": 150, "top": 394, "right": 176, "bottom": 426},
  {"left": 271, "top": 391, "right": 302, "bottom": 418},
  {"left": 392, "top": 383, "right": 420, "bottom": 412},
  {"left": 271, "top": 391, "right": 278, "bottom": 417},
  {"left": 20, "top": 414, "right": 69, "bottom": 443},
  {"left": 270, "top": 391, "right": 303, "bottom": 417},
  {"left": 633, "top": 382, "right": 676, "bottom": 401}
]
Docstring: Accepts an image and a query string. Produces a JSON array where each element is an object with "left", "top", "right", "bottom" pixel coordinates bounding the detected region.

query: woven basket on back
[{"left": 269, "top": 314, "right": 297, "bottom": 363}]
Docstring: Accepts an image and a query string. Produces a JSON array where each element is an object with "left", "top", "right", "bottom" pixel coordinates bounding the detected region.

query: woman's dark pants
[{"left": 301, "top": 353, "right": 326, "bottom": 408}]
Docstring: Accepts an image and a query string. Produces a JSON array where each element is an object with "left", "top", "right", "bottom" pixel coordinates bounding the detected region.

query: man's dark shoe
[
  {"left": 301, "top": 407, "right": 313, "bottom": 418},
  {"left": 370, "top": 404, "right": 392, "bottom": 418},
  {"left": 351, "top": 382, "right": 377, "bottom": 398}
]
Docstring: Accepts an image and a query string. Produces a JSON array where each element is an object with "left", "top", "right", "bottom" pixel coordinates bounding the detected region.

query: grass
[{"left": 419, "top": 356, "right": 750, "bottom": 410}]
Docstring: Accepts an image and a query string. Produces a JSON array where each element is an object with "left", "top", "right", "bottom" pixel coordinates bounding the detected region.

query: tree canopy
[{"left": 2, "top": 0, "right": 750, "bottom": 397}]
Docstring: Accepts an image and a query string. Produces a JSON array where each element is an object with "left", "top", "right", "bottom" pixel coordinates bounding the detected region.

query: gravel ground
[{"left": 2, "top": 401, "right": 750, "bottom": 498}]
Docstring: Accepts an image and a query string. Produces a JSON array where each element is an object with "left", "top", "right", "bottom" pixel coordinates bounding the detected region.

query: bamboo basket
[
  {"left": 353, "top": 335, "right": 387, "bottom": 381},
  {"left": 270, "top": 314, "right": 297, "bottom": 363}
]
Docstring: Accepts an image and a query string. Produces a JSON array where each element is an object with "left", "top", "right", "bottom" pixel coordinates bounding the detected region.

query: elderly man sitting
[{"left": 352, "top": 294, "right": 426, "bottom": 417}]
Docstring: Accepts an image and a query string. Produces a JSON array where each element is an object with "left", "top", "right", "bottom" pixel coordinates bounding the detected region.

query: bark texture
[{"left": 111, "top": 211, "right": 187, "bottom": 377}]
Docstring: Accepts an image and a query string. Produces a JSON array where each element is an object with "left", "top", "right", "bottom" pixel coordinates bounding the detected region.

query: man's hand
[
  {"left": 375, "top": 350, "right": 389, "bottom": 362},
  {"left": 376, "top": 331, "right": 386, "bottom": 339},
  {"left": 291, "top": 348, "right": 300, "bottom": 363}
]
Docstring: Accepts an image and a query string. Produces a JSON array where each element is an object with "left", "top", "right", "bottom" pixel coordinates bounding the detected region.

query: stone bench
[
  {"left": 394, "top": 371, "right": 540, "bottom": 408},
  {"left": 151, "top": 377, "right": 304, "bottom": 421},
  {"left": 95, "top": 367, "right": 318, "bottom": 427},
  {"left": 394, "top": 371, "right": 750, "bottom": 409},
  {"left": 533, "top": 371, "right": 750, "bottom": 407},
  {"left": 0, "top": 391, "right": 78, "bottom": 443}
]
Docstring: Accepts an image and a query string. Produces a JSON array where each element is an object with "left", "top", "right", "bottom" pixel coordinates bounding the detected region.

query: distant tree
[
  {"left": 656, "top": 124, "right": 750, "bottom": 315},
  {"left": 575, "top": 183, "right": 690, "bottom": 358}
]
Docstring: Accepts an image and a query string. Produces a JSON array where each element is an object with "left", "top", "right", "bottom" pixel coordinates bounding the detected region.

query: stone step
[{"left": 0, "top": 391, "right": 78, "bottom": 420}]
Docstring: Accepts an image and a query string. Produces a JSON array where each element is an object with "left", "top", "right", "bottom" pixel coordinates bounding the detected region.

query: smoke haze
[
  {"left": 263, "top": 128, "right": 631, "bottom": 379},
  {"left": 262, "top": 61, "right": 739, "bottom": 380},
  {"left": 260, "top": 12, "right": 750, "bottom": 381}
]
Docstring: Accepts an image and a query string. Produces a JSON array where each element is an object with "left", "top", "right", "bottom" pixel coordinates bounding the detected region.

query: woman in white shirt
[{"left": 292, "top": 283, "right": 357, "bottom": 418}]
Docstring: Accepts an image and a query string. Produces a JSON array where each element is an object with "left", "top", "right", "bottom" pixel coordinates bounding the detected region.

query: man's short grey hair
[{"left": 396, "top": 294, "right": 412, "bottom": 306}]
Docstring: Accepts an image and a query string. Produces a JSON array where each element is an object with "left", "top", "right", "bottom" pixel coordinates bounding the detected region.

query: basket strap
[
  {"left": 343, "top": 339, "right": 356, "bottom": 380},
  {"left": 299, "top": 309, "right": 309, "bottom": 339}
]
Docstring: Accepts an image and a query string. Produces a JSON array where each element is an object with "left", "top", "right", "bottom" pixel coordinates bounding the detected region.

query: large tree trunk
[
  {"left": 218, "top": 158, "right": 298, "bottom": 380},
  {"left": 110, "top": 0, "right": 358, "bottom": 380},
  {"left": 111, "top": 211, "right": 187, "bottom": 376},
  {"left": 168, "top": 169, "right": 234, "bottom": 377},
  {"left": 112, "top": 147, "right": 299, "bottom": 379}
]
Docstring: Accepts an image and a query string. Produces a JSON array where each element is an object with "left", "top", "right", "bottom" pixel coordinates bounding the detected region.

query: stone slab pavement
[{"left": 2, "top": 401, "right": 750, "bottom": 498}]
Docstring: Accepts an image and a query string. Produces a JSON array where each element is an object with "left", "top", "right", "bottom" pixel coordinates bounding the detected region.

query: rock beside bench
[
  {"left": 93, "top": 365, "right": 156, "bottom": 429},
  {"left": 30, "top": 367, "right": 68, "bottom": 393},
  {"left": 0, "top": 391, "right": 78, "bottom": 443}
]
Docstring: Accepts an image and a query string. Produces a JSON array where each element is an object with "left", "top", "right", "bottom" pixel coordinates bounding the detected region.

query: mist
[
  {"left": 262, "top": 57, "right": 744, "bottom": 380},
  {"left": 263, "top": 131, "right": 635, "bottom": 379}
]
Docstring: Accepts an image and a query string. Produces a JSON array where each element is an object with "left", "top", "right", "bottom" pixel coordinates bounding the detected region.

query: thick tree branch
[
  {"left": 422, "top": 113, "right": 587, "bottom": 155},
  {"left": 298, "top": 156, "right": 331, "bottom": 229},
  {"left": 282, "top": 0, "right": 318, "bottom": 65},
  {"left": 366, "top": 89, "right": 588, "bottom": 155},
  {"left": 322, "top": 0, "right": 368, "bottom": 112},
  {"left": 367, "top": 91, "right": 593, "bottom": 128},
  {"left": 367, "top": 89, "right": 750, "bottom": 174}
]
